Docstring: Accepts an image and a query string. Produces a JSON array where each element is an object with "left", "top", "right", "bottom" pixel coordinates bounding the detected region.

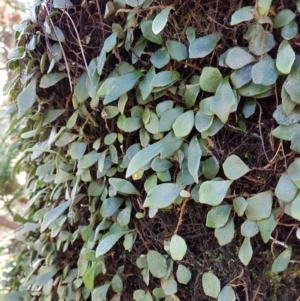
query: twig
[
  {"left": 270, "top": 236, "right": 289, "bottom": 248},
  {"left": 174, "top": 186, "right": 191, "bottom": 235}
]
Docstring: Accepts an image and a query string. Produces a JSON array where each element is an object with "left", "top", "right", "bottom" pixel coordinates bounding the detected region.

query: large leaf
[
  {"left": 223, "top": 155, "right": 250, "bottom": 180},
  {"left": 199, "top": 180, "right": 232, "bottom": 206},
  {"left": 41, "top": 200, "right": 71, "bottom": 232},
  {"left": 96, "top": 232, "right": 127, "bottom": 257},
  {"left": 98, "top": 71, "right": 142, "bottom": 104},
  {"left": 189, "top": 32, "right": 222, "bottom": 59},
  {"left": 170, "top": 234, "right": 187, "bottom": 261},
  {"left": 273, "top": 9, "right": 295, "bottom": 28},
  {"left": 202, "top": 271, "right": 220, "bottom": 298},
  {"left": 143, "top": 183, "right": 182, "bottom": 208},
  {"left": 17, "top": 77, "right": 37, "bottom": 119}
]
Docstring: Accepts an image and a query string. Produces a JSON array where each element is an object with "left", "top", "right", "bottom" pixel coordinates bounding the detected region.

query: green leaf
[
  {"left": 273, "top": 104, "right": 300, "bottom": 126},
  {"left": 176, "top": 265, "right": 191, "bottom": 285},
  {"left": 78, "top": 152, "right": 101, "bottom": 169},
  {"left": 231, "top": 64, "right": 253, "bottom": 89},
  {"left": 241, "top": 219, "right": 259, "bottom": 237},
  {"left": 166, "top": 40, "right": 188, "bottom": 61},
  {"left": 186, "top": 26, "right": 195, "bottom": 42},
  {"left": 40, "top": 73, "right": 67, "bottom": 88},
  {"left": 96, "top": 231, "right": 126, "bottom": 257},
  {"left": 41, "top": 200, "right": 71, "bottom": 232},
  {"left": 98, "top": 71, "right": 142, "bottom": 104},
  {"left": 287, "top": 158, "right": 300, "bottom": 181},
  {"left": 215, "top": 216, "right": 234, "bottom": 246},
  {"left": 173, "top": 110, "right": 194, "bottom": 137},
  {"left": 161, "top": 277, "right": 177, "bottom": 295},
  {"left": 195, "top": 110, "right": 214, "bottom": 133},
  {"left": 218, "top": 285, "right": 235, "bottom": 301},
  {"left": 284, "top": 77, "right": 300, "bottom": 104},
  {"left": 139, "top": 66, "right": 155, "bottom": 100},
  {"left": 275, "top": 172, "right": 297, "bottom": 203},
  {"left": 257, "top": 214, "right": 276, "bottom": 243},
  {"left": 257, "top": 0, "right": 272, "bottom": 17},
  {"left": 282, "top": 20, "right": 298, "bottom": 40},
  {"left": 92, "top": 284, "right": 110, "bottom": 301},
  {"left": 189, "top": 32, "right": 222, "bottom": 59},
  {"left": 199, "top": 67, "right": 222, "bottom": 93},
  {"left": 36, "top": 265, "right": 60, "bottom": 286},
  {"left": 109, "top": 178, "right": 139, "bottom": 195},
  {"left": 152, "top": 7, "right": 172, "bottom": 34},
  {"left": 17, "top": 77, "right": 37, "bottom": 119},
  {"left": 150, "top": 47, "right": 170, "bottom": 69},
  {"left": 252, "top": 60, "right": 278, "bottom": 85},
  {"left": 42, "top": 109, "right": 65, "bottom": 126},
  {"left": 188, "top": 136, "right": 202, "bottom": 183},
  {"left": 100, "top": 197, "right": 124, "bottom": 217},
  {"left": 53, "top": 0, "right": 74, "bottom": 8},
  {"left": 272, "top": 124, "right": 300, "bottom": 141},
  {"left": 202, "top": 271, "right": 220, "bottom": 298},
  {"left": 206, "top": 204, "right": 232, "bottom": 228},
  {"left": 150, "top": 71, "right": 180, "bottom": 87},
  {"left": 230, "top": 6, "right": 254, "bottom": 25},
  {"left": 126, "top": 133, "right": 178, "bottom": 178},
  {"left": 170, "top": 234, "right": 187, "bottom": 261},
  {"left": 272, "top": 247, "right": 292, "bottom": 273},
  {"left": 159, "top": 107, "right": 184, "bottom": 132},
  {"left": 243, "top": 99, "right": 256, "bottom": 118},
  {"left": 141, "top": 20, "right": 163, "bottom": 44},
  {"left": 147, "top": 250, "right": 167, "bottom": 278},
  {"left": 70, "top": 142, "right": 87, "bottom": 159},
  {"left": 143, "top": 183, "right": 182, "bottom": 208},
  {"left": 276, "top": 40, "right": 295, "bottom": 74},
  {"left": 233, "top": 197, "right": 248, "bottom": 217},
  {"left": 290, "top": 192, "right": 300, "bottom": 221},
  {"left": 239, "top": 237, "right": 253, "bottom": 265},
  {"left": 211, "top": 78, "right": 236, "bottom": 123},
  {"left": 2, "top": 292, "right": 27, "bottom": 301},
  {"left": 112, "top": 274, "right": 123, "bottom": 293},
  {"left": 223, "top": 154, "right": 250, "bottom": 180},
  {"left": 274, "top": 9, "right": 295, "bottom": 28},
  {"left": 202, "top": 156, "right": 219, "bottom": 180},
  {"left": 225, "top": 47, "right": 255, "bottom": 70},
  {"left": 199, "top": 180, "right": 232, "bottom": 206},
  {"left": 238, "top": 81, "right": 271, "bottom": 97},
  {"left": 83, "top": 263, "right": 96, "bottom": 290},
  {"left": 245, "top": 191, "right": 272, "bottom": 221}
]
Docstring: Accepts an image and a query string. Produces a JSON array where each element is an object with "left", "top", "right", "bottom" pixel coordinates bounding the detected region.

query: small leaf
[
  {"left": 223, "top": 154, "right": 250, "bottom": 180},
  {"left": 141, "top": 20, "right": 163, "bottom": 44},
  {"left": 96, "top": 232, "right": 126, "bottom": 257},
  {"left": 282, "top": 20, "right": 298, "bottom": 40},
  {"left": 112, "top": 274, "right": 123, "bottom": 293},
  {"left": 109, "top": 178, "right": 140, "bottom": 195},
  {"left": 150, "top": 70, "right": 180, "bottom": 87},
  {"left": 257, "top": 0, "right": 272, "bottom": 17},
  {"left": 139, "top": 66, "right": 155, "bottom": 100},
  {"left": 166, "top": 40, "right": 188, "bottom": 61},
  {"left": 239, "top": 237, "right": 253, "bottom": 265},
  {"left": 161, "top": 277, "right": 178, "bottom": 295},
  {"left": 252, "top": 60, "right": 278, "bottom": 86},
  {"left": 225, "top": 47, "right": 255, "bottom": 69},
  {"left": 195, "top": 110, "right": 214, "bottom": 133},
  {"left": 206, "top": 205, "right": 232, "bottom": 228},
  {"left": 41, "top": 200, "right": 71, "bottom": 232},
  {"left": 245, "top": 191, "right": 272, "bottom": 221},
  {"left": 272, "top": 124, "right": 300, "bottom": 141},
  {"left": 170, "top": 234, "right": 187, "bottom": 261},
  {"left": 231, "top": 64, "right": 253, "bottom": 89},
  {"left": 42, "top": 109, "right": 65, "bottom": 125},
  {"left": 218, "top": 286, "right": 235, "bottom": 301},
  {"left": 230, "top": 6, "right": 254, "bottom": 25},
  {"left": 17, "top": 77, "right": 37, "bottom": 118},
  {"left": 53, "top": 0, "right": 73, "bottom": 8},
  {"left": 202, "top": 271, "right": 220, "bottom": 298},
  {"left": 276, "top": 40, "right": 295, "bottom": 74},
  {"left": 152, "top": 7, "right": 172, "bottom": 34},
  {"left": 173, "top": 110, "right": 194, "bottom": 137},
  {"left": 176, "top": 265, "right": 191, "bottom": 284},
  {"left": 199, "top": 180, "right": 232, "bottom": 206},
  {"left": 273, "top": 9, "right": 295, "bottom": 28},
  {"left": 40, "top": 73, "right": 67, "bottom": 88},
  {"left": 70, "top": 142, "right": 87, "bottom": 159},
  {"left": 202, "top": 156, "right": 219, "bottom": 180},
  {"left": 126, "top": 0, "right": 146, "bottom": 7},
  {"left": 272, "top": 247, "right": 292, "bottom": 273},
  {"left": 257, "top": 214, "right": 276, "bottom": 243},
  {"left": 188, "top": 136, "right": 202, "bottom": 183},
  {"left": 241, "top": 219, "right": 259, "bottom": 237},
  {"left": 92, "top": 284, "right": 110, "bottom": 301},
  {"left": 215, "top": 216, "right": 234, "bottom": 246},
  {"left": 233, "top": 197, "right": 248, "bottom": 217},
  {"left": 144, "top": 183, "right": 182, "bottom": 208},
  {"left": 287, "top": 158, "right": 300, "bottom": 182},
  {"left": 150, "top": 47, "right": 170, "bottom": 69},
  {"left": 147, "top": 250, "right": 167, "bottom": 278},
  {"left": 243, "top": 99, "right": 256, "bottom": 118},
  {"left": 275, "top": 172, "right": 297, "bottom": 203},
  {"left": 189, "top": 32, "right": 223, "bottom": 59},
  {"left": 100, "top": 197, "right": 124, "bottom": 217},
  {"left": 199, "top": 67, "right": 222, "bottom": 92},
  {"left": 284, "top": 77, "right": 300, "bottom": 104}
]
